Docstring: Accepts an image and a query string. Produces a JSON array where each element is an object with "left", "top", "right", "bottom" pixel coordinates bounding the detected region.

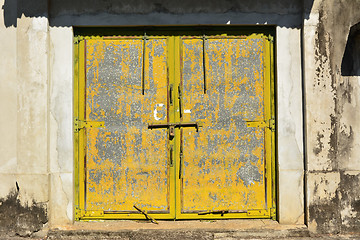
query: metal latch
[
  {"left": 169, "top": 125, "right": 175, "bottom": 138},
  {"left": 74, "top": 118, "right": 105, "bottom": 132},
  {"left": 246, "top": 117, "right": 275, "bottom": 132},
  {"left": 149, "top": 122, "right": 202, "bottom": 140},
  {"left": 148, "top": 122, "right": 203, "bottom": 131}
]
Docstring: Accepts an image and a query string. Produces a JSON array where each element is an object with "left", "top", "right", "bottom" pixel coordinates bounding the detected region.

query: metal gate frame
[{"left": 74, "top": 27, "right": 276, "bottom": 221}]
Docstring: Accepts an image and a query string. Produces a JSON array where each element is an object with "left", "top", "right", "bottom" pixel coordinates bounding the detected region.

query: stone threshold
[{"left": 48, "top": 220, "right": 310, "bottom": 239}]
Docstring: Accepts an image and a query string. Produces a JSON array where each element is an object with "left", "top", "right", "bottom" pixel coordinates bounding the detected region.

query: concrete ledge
[
  {"left": 47, "top": 229, "right": 310, "bottom": 240},
  {"left": 46, "top": 220, "right": 310, "bottom": 239}
]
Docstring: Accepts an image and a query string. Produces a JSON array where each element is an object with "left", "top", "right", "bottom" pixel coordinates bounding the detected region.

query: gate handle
[
  {"left": 178, "top": 86, "right": 182, "bottom": 118},
  {"left": 169, "top": 145, "right": 173, "bottom": 167},
  {"left": 179, "top": 144, "right": 183, "bottom": 179},
  {"left": 169, "top": 84, "right": 173, "bottom": 105}
]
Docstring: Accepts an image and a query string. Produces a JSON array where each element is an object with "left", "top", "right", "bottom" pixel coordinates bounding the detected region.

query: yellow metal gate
[{"left": 74, "top": 29, "right": 275, "bottom": 220}]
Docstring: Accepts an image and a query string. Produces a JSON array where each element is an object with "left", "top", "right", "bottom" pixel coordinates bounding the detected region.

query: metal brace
[
  {"left": 74, "top": 118, "right": 105, "bottom": 132},
  {"left": 247, "top": 209, "right": 268, "bottom": 216},
  {"left": 75, "top": 207, "right": 104, "bottom": 219}
]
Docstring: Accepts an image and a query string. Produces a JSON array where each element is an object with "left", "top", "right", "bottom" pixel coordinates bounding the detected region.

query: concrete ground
[{"left": 2, "top": 220, "right": 360, "bottom": 239}]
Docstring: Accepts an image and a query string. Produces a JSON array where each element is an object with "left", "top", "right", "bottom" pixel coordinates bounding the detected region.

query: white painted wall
[{"left": 276, "top": 27, "right": 304, "bottom": 224}]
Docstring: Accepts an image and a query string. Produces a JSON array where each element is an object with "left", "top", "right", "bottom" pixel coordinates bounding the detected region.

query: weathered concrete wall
[
  {"left": 0, "top": 0, "right": 49, "bottom": 237},
  {"left": 304, "top": 0, "right": 360, "bottom": 234}
]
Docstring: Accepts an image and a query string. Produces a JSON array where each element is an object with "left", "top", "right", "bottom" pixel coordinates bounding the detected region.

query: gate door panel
[
  {"left": 178, "top": 36, "right": 272, "bottom": 218},
  {"left": 77, "top": 37, "right": 175, "bottom": 218},
  {"left": 75, "top": 31, "right": 275, "bottom": 220}
]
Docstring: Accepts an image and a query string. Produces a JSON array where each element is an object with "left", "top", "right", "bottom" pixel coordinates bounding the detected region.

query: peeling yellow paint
[
  {"left": 75, "top": 32, "right": 274, "bottom": 220},
  {"left": 84, "top": 38, "right": 170, "bottom": 213},
  {"left": 178, "top": 36, "right": 269, "bottom": 216}
]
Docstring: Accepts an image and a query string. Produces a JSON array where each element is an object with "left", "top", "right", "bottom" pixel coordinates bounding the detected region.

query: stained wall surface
[{"left": 304, "top": 0, "right": 360, "bottom": 233}]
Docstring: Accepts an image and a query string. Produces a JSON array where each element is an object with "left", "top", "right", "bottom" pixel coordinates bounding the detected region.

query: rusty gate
[{"left": 74, "top": 29, "right": 275, "bottom": 220}]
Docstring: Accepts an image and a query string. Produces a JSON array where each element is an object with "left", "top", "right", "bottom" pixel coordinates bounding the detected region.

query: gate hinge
[
  {"left": 75, "top": 207, "right": 104, "bottom": 219},
  {"left": 246, "top": 117, "right": 275, "bottom": 131},
  {"left": 74, "top": 207, "right": 88, "bottom": 220},
  {"left": 74, "top": 118, "right": 105, "bottom": 132},
  {"left": 74, "top": 36, "right": 81, "bottom": 44},
  {"left": 267, "top": 35, "right": 274, "bottom": 43},
  {"left": 270, "top": 208, "right": 277, "bottom": 220},
  {"left": 247, "top": 209, "right": 268, "bottom": 217},
  {"left": 268, "top": 117, "right": 275, "bottom": 132}
]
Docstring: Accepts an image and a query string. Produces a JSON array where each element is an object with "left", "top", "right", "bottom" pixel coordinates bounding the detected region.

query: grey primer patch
[
  {"left": 236, "top": 162, "right": 262, "bottom": 186},
  {"left": 0, "top": 189, "right": 47, "bottom": 237}
]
